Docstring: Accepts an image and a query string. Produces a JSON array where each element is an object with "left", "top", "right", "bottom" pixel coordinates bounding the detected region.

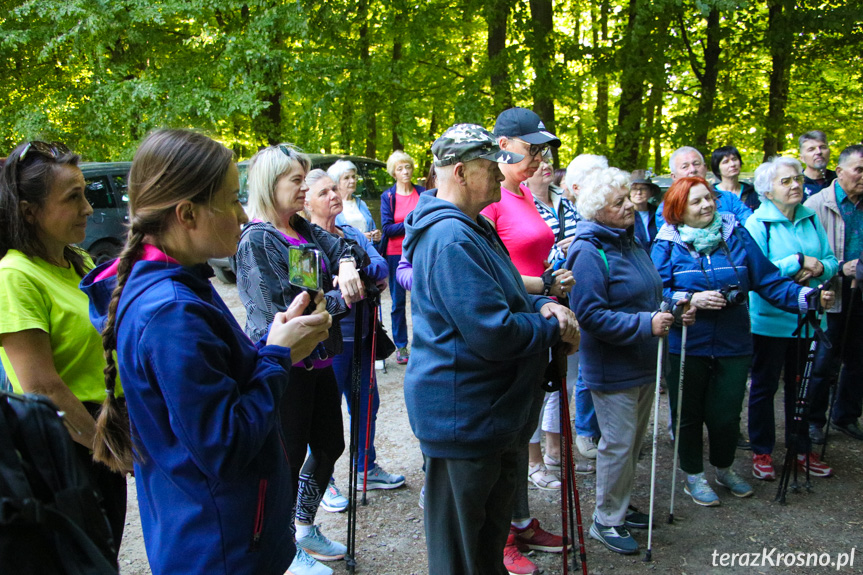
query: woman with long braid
[{"left": 82, "top": 129, "right": 331, "bottom": 575}]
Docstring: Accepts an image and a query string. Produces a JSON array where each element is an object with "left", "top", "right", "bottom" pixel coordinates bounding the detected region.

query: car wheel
[
  {"left": 88, "top": 240, "right": 122, "bottom": 265},
  {"left": 212, "top": 265, "right": 236, "bottom": 284}
]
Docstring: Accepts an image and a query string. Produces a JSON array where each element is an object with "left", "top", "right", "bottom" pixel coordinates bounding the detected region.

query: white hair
[
  {"left": 669, "top": 146, "right": 704, "bottom": 174},
  {"left": 577, "top": 167, "right": 631, "bottom": 221},
  {"left": 305, "top": 168, "right": 331, "bottom": 188},
  {"left": 246, "top": 144, "right": 310, "bottom": 224},
  {"left": 327, "top": 160, "right": 358, "bottom": 186},
  {"left": 564, "top": 154, "right": 608, "bottom": 194},
  {"left": 753, "top": 156, "right": 803, "bottom": 201}
]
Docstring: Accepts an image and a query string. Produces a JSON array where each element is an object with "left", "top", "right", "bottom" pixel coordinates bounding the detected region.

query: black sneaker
[
  {"left": 589, "top": 519, "right": 638, "bottom": 555},
  {"left": 624, "top": 506, "right": 650, "bottom": 530},
  {"left": 809, "top": 424, "right": 826, "bottom": 445},
  {"left": 831, "top": 420, "right": 863, "bottom": 441},
  {"left": 737, "top": 435, "right": 752, "bottom": 451}
]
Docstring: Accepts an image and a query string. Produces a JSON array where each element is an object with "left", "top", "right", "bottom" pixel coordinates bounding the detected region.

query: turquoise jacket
[{"left": 744, "top": 200, "right": 838, "bottom": 337}]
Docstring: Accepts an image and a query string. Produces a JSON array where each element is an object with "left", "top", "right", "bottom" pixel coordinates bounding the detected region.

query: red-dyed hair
[{"left": 662, "top": 176, "right": 715, "bottom": 226}]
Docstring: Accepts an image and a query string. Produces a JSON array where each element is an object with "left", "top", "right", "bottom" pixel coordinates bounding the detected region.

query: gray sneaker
[
  {"left": 358, "top": 465, "right": 405, "bottom": 490},
  {"left": 296, "top": 525, "right": 346, "bottom": 562},
  {"left": 684, "top": 472, "right": 720, "bottom": 506},
  {"left": 715, "top": 466, "right": 754, "bottom": 498}
]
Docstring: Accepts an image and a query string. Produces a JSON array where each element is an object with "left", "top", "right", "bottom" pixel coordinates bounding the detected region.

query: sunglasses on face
[
  {"left": 512, "top": 137, "right": 551, "bottom": 158},
  {"left": 18, "top": 141, "right": 71, "bottom": 163}
]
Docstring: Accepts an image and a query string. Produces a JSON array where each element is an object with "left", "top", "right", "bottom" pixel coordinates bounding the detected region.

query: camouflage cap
[{"left": 432, "top": 124, "right": 525, "bottom": 167}]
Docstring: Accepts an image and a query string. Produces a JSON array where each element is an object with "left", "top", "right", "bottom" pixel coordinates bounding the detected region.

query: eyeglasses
[
  {"left": 18, "top": 141, "right": 70, "bottom": 163},
  {"left": 511, "top": 137, "right": 551, "bottom": 158},
  {"left": 779, "top": 174, "right": 805, "bottom": 187}
]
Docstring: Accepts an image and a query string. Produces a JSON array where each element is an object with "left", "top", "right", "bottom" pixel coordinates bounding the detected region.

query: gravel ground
[{"left": 118, "top": 279, "right": 863, "bottom": 575}]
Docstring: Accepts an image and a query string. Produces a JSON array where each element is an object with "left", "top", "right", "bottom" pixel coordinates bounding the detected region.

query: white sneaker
[{"left": 576, "top": 435, "right": 598, "bottom": 459}]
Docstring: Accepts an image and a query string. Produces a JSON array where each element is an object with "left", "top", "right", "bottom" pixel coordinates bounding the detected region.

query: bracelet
[
  {"left": 339, "top": 256, "right": 356, "bottom": 266},
  {"left": 797, "top": 253, "right": 805, "bottom": 268},
  {"left": 838, "top": 260, "right": 846, "bottom": 277}
]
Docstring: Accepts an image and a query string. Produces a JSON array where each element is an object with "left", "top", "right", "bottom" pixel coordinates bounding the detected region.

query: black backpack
[{"left": 0, "top": 391, "right": 118, "bottom": 574}]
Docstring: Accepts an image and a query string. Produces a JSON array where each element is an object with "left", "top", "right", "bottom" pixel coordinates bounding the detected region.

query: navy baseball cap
[{"left": 493, "top": 108, "right": 561, "bottom": 147}]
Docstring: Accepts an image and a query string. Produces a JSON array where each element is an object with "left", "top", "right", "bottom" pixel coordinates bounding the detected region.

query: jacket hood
[
  {"left": 753, "top": 199, "right": 817, "bottom": 224},
  {"left": 81, "top": 260, "right": 213, "bottom": 334},
  {"left": 403, "top": 190, "right": 489, "bottom": 261},
  {"left": 572, "top": 219, "right": 633, "bottom": 248},
  {"left": 655, "top": 212, "right": 737, "bottom": 250}
]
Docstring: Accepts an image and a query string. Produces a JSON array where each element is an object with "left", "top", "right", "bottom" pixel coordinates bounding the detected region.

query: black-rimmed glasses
[{"left": 511, "top": 137, "right": 551, "bottom": 158}]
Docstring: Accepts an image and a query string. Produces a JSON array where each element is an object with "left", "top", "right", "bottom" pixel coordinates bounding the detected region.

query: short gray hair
[
  {"left": 327, "top": 160, "right": 358, "bottom": 186},
  {"left": 577, "top": 167, "right": 631, "bottom": 221},
  {"left": 246, "top": 144, "right": 311, "bottom": 224},
  {"left": 798, "top": 130, "right": 827, "bottom": 150},
  {"left": 838, "top": 144, "right": 863, "bottom": 167},
  {"left": 669, "top": 146, "right": 704, "bottom": 174},
  {"left": 306, "top": 168, "right": 331, "bottom": 188},
  {"left": 564, "top": 154, "right": 608, "bottom": 194},
  {"left": 753, "top": 156, "right": 803, "bottom": 201}
]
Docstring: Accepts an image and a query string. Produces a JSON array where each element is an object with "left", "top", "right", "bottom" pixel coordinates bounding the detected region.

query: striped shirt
[{"left": 532, "top": 188, "right": 581, "bottom": 264}]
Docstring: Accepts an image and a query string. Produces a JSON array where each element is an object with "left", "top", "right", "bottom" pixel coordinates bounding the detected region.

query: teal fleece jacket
[{"left": 744, "top": 200, "right": 838, "bottom": 337}]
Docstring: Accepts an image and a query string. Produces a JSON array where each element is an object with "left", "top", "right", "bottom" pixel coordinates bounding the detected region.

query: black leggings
[{"left": 280, "top": 366, "right": 345, "bottom": 526}]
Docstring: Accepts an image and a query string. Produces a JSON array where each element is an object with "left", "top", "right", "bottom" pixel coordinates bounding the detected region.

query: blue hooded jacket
[
  {"left": 81, "top": 260, "right": 295, "bottom": 575},
  {"left": 566, "top": 221, "right": 663, "bottom": 392},
  {"left": 651, "top": 213, "right": 810, "bottom": 357},
  {"left": 402, "top": 191, "right": 559, "bottom": 459}
]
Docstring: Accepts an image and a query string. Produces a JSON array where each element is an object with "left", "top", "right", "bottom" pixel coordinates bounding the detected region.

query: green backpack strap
[{"left": 597, "top": 247, "right": 609, "bottom": 274}]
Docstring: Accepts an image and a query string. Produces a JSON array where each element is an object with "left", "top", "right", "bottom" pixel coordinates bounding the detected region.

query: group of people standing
[{"left": 1, "top": 115, "right": 860, "bottom": 575}]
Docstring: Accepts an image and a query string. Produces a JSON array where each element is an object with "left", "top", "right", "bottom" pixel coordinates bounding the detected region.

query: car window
[
  {"left": 85, "top": 177, "right": 116, "bottom": 209},
  {"left": 112, "top": 174, "right": 130, "bottom": 204},
  {"left": 357, "top": 164, "right": 390, "bottom": 197}
]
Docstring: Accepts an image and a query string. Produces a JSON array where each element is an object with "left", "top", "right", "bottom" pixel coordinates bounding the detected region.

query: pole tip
[
  {"left": 667, "top": 514, "right": 674, "bottom": 524},
  {"left": 644, "top": 549, "right": 653, "bottom": 562}
]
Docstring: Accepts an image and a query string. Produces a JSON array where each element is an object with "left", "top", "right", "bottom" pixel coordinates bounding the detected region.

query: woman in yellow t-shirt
[{"left": 0, "top": 142, "right": 127, "bottom": 556}]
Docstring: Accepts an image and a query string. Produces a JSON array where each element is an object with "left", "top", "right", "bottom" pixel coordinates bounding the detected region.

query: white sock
[
  {"left": 295, "top": 523, "right": 313, "bottom": 539},
  {"left": 512, "top": 518, "right": 532, "bottom": 529}
]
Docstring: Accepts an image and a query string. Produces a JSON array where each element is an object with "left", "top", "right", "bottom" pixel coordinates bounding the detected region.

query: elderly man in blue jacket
[
  {"left": 656, "top": 146, "right": 753, "bottom": 228},
  {"left": 402, "top": 123, "right": 580, "bottom": 575}
]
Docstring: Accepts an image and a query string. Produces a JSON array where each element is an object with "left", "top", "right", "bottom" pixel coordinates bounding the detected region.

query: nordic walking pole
[
  {"left": 645, "top": 301, "right": 673, "bottom": 562},
  {"left": 559, "top": 369, "right": 588, "bottom": 575},
  {"left": 362, "top": 301, "right": 380, "bottom": 506},
  {"left": 345, "top": 303, "right": 365, "bottom": 573},
  {"left": 668, "top": 323, "right": 687, "bottom": 524}
]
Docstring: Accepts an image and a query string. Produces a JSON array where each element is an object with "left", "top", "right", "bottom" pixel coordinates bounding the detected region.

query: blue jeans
[
  {"left": 575, "top": 365, "right": 599, "bottom": 437},
  {"left": 386, "top": 255, "right": 409, "bottom": 348},
  {"left": 808, "top": 283, "right": 863, "bottom": 427},
  {"left": 333, "top": 337, "right": 379, "bottom": 473}
]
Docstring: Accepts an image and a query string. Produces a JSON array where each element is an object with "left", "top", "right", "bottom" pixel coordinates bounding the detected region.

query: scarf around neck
[{"left": 678, "top": 213, "right": 722, "bottom": 254}]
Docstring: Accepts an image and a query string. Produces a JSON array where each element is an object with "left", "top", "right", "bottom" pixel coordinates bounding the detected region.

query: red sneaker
[
  {"left": 512, "top": 518, "right": 569, "bottom": 553},
  {"left": 797, "top": 452, "right": 833, "bottom": 477},
  {"left": 752, "top": 453, "right": 776, "bottom": 481},
  {"left": 504, "top": 532, "right": 538, "bottom": 575}
]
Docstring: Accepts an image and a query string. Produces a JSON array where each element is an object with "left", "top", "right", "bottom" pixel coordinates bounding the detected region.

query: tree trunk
[
  {"left": 611, "top": 0, "right": 646, "bottom": 170},
  {"left": 530, "top": 0, "right": 556, "bottom": 164},
  {"left": 593, "top": 0, "right": 610, "bottom": 150},
  {"left": 486, "top": 0, "right": 513, "bottom": 111},
  {"left": 763, "top": 0, "right": 794, "bottom": 158},
  {"left": 693, "top": 7, "right": 721, "bottom": 150},
  {"left": 341, "top": 100, "right": 353, "bottom": 154},
  {"left": 391, "top": 6, "right": 404, "bottom": 152},
  {"left": 359, "top": 0, "right": 376, "bottom": 158}
]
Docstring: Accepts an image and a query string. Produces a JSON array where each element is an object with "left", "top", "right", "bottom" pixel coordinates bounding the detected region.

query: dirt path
[{"left": 119, "top": 280, "right": 863, "bottom": 575}]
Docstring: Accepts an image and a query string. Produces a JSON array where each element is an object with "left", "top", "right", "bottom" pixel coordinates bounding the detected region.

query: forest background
[{"left": 1, "top": 0, "right": 861, "bottom": 176}]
